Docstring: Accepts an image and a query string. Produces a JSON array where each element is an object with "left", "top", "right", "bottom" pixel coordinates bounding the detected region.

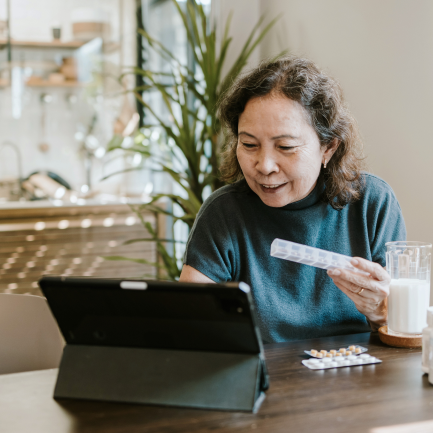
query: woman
[{"left": 179, "top": 56, "right": 406, "bottom": 343}]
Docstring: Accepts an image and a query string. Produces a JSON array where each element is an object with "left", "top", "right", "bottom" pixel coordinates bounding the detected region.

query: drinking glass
[{"left": 386, "top": 241, "right": 432, "bottom": 336}]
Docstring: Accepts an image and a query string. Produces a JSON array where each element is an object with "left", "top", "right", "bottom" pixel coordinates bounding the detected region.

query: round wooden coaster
[{"left": 378, "top": 326, "right": 422, "bottom": 348}]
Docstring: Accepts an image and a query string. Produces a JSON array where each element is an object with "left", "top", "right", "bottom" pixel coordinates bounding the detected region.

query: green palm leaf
[{"left": 105, "top": 0, "right": 283, "bottom": 280}]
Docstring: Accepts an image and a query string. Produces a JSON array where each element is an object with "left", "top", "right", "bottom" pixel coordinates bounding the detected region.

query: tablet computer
[
  {"left": 39, "top": 276, "right": 269, "bottom": 410},
  {"left": 39, "top": 276, "right": 265, "bottom": 356}
]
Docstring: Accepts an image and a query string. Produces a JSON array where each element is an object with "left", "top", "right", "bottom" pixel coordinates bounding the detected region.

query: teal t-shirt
[{"left": 184, "top": 173, "right": 406, "bottom": 343}]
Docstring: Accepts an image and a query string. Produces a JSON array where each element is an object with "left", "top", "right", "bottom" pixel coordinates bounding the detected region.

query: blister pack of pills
[
  {"left": 270, "top": 238, "right": 369, "bottom": 276},
  {"left": 304, "top": 345, "right": 368, "bottom": 359},
  {"left": 302, "top": 353, "right": 382, "bottom": 370}
]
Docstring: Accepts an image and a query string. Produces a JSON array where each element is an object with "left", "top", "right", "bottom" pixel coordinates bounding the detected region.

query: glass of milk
[{"left": 386, "top": 241, "right": 432, "bottom": 336}]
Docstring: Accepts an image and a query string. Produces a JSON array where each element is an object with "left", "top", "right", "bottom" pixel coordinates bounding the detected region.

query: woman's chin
[{"left": 257, "top": 191, "right": 292, "bottom": 208}]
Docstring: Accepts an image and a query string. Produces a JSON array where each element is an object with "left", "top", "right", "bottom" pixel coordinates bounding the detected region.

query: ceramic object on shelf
[
  {"left": 60, "top": 57, "right": 77, "bottom": 81},
  {"left": 378, "top": 325, "right": 422, "bottom": 348},
  {"left": 52, "top": 27, "right": 61, "bottom": 40},
  {"left": 72, "top": 22, "right": 110, "bottom": 41},
  {"left": 48, "top": 73, "right": 65, "bottom": 83}
]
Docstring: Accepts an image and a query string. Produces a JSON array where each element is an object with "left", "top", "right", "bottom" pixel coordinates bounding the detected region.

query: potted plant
[{"left": 105, "top": 0, "right": 282, "bottom": 280}]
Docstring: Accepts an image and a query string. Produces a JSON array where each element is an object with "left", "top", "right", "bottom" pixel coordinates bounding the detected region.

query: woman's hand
[{"left": 327, "top": 258, "right": 390, "bottom": 331}]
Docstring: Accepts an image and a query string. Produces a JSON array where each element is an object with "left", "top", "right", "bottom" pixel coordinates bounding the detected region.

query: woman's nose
[{"left": 255, "top": 151, "right": 279, "bottom": 175}]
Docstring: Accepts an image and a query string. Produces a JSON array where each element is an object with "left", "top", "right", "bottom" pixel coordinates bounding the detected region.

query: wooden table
[{"left": 1, "top": 332, "right": 433, "bottom": 433}]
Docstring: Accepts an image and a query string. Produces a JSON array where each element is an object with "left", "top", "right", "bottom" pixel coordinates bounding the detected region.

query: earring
[{"left": 323, "top": 160, "right": 327, "bottom": 168}]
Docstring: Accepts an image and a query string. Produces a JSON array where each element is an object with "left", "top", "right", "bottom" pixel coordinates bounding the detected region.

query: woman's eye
[
  {"left": 279, "top": 146, "right": 295, "bottom": 151},
  {"left": 242, "top": 142, "right": 257, "bottom": 149}
]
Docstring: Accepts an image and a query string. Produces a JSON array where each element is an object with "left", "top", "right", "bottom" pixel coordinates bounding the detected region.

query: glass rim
[{"left": 386, "top": 241, "right": 432, "bottom": 248}]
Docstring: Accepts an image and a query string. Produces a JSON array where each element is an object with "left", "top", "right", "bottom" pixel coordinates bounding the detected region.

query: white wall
[
  {"left": 259, "top": 0, "right": 433, "bottom": 246},
  {"left": 213, "top": 0, "right": 261, "bottom": 80},
  {"left": 0, "top": 0, "right": 139, "bottom": 195}
]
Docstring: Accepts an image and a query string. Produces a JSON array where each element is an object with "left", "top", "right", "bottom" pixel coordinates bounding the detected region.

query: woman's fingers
[
  {"left": 351, "top": 257, "right": 390, "bottom": 282},
  {"left": 328, "top": 266, "right": 390, "bottom": 296},
  {"left": 332, "top": 276, "right": 377, "bottom": 298},
  {"left": 332, "top": 279, "right": 383, "bottom": 315},
  {"left": 328, "top": 269, "right": 379, "bottom": 294},
  {"left": 332, "top": 280, "right": 378, "bottom": 313}
]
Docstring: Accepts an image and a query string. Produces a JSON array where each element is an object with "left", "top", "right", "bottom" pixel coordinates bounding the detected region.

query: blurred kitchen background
[{"left": 0, "top": 0, "right": 432, "bottom": 300}]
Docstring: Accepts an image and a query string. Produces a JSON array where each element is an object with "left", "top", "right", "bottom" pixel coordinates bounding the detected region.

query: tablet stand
[{"left": 54, "top": 345, "right": 267, "bottom": 412}]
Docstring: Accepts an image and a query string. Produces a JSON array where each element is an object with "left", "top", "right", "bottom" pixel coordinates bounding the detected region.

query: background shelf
[{"left": 0, "top": 39, "right": 85, "bottom": 50}]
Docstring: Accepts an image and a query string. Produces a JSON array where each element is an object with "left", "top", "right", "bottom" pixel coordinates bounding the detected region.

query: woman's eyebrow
[
  {"left": 238, "top": 131, "right": 256, "bottom": 138},
  {"left": 238, "top": 132, "right": 299, "bottom": 140},
  {"left": 272, "top": 134, "right": 299, "bottom": 140}
]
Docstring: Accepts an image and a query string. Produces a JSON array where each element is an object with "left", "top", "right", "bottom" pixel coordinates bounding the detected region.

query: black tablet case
[{"left": 40, "top": 277, "right": 269, "bottom": 412}]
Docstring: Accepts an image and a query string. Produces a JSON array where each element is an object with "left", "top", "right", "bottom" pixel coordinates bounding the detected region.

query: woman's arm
[{"left": 179, "top": 265, "right": 216, "bottom": 284}]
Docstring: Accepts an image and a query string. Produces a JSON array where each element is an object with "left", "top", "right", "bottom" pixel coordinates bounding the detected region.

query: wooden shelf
[
  {"left": 26, "top": 80, "right": 83, "bottom": 88},
  {"left": 0, "top": 79, "right": 85, "bottom": 88},
  {"left": 0, "top": 40, "right": 85, "bottom": 50},
  {"left": 0, "top": 40, "right": 119, "bottom": 52}
]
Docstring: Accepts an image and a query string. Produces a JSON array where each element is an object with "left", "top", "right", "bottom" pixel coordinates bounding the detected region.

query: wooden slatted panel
[{"left": 0, "top": 205, "right": 158, "bottom": 296}]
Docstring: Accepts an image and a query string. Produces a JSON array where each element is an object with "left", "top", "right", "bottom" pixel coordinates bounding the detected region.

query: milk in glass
[
  {"left": 386, "top": 241, "right": 432, "bottom": 337},
  {"left": 388, "top": 278, "right": 430, "bottom": 334}
]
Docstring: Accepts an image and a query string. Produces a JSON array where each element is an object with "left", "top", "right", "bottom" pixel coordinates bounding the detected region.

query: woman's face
[{"left": 237, "top": 93, "right": 335, "bottom": 207}]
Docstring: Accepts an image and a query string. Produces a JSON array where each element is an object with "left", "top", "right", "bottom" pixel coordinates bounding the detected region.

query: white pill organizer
[{"left": 270, "top": 238, "right": 369, "bottom": 276}]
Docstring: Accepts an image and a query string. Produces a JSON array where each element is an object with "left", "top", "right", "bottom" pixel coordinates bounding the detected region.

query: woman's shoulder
[
  {"left": 361, "top": 172, "right": 397, "bottom": 196},
  {"left": 198, "top": 179, "right": 250, "bottom": 215},
  {"left": 358, "top": 172, "right": 402, "bottom": 209}
]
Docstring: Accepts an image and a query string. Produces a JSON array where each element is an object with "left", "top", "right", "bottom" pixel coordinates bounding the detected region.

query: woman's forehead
[{"left": 239, "top": 94, "right": 311, "bottom": 136}]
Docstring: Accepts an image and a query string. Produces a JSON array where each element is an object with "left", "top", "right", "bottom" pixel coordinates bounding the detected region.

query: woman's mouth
[{"left": 259, "top": 183, "right": 287, "bottom": 193}]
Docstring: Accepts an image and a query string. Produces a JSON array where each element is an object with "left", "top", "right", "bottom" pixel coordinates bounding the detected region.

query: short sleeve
[
  {"left": 367, "top": 177, "right": 407, "bottom": 267},
  {"left": 183, "top": 194, "right": 237, "bottom": 282}
]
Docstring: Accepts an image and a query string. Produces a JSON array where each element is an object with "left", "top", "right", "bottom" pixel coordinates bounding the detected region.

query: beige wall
[
  {"left": 220, "top": 0, "right": 433, "bottom": 298},
  {"left": 258, "top": 0, "right": 433, "bottom": 247},
  {"left": 214, "top": 0, "right": 261, "bottom": 81}
]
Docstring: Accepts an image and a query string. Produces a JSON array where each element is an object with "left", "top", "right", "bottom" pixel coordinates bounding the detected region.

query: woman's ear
[{"left": 323, "top": 138, "right": 340, "bottom": 160}]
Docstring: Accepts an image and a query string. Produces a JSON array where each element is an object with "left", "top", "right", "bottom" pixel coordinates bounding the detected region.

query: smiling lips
[{"left": 259, "top": 183, "right": 287, "bottom": 193}]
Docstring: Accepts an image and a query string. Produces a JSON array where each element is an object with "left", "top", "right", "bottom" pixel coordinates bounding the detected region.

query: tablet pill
[
  {"left": 339, "top": 348, "right": 346, "bottom": 354},
  {"left": 316, "top": 353, "right": 323, "bottom": 358},
  {"left": 330, "top": 350, "right": 337, "bottom": 355},
  {"left": 345, "top": 351, "right": 352, "bottom": 356},
  {"left": 360, "top": 354, "right": 370, "bottom": 359},
  {"left": 325, "top": 353, "right": 333, "bottom": 358},
  {"left": 322, "top": 358, "right": 332, "bottom": 363},
  {"left": 316, "top": 363, "right": 325, "bottom": 368},
  {"left": 320, "top": 350, "right": 327, "bottom": 355},
  {"left": 342, "top": 360, "right": 351, "bottom": 366},
  {"left": 309, "top": 358, "right": 320, "bottom": 364},
  {"left": 335, "top": 353, "right": 342, "bottom": 357},
  {"left": 311, "top": 350, "right": 318, "bottom": 356},
  {"left": 329, "top": 362, "right": 338, "bottom": 367},
  {"left": 354, "top": 359, "right": 363, "bottom": 365},
  {"left": 347, "top": 355, "right": 357, "bottom": 361},
  {"left": 349, "top": 345, "right": 356, "bottom": 351},
  {"left": 355, "top": 348, "right": 362, "bottom": 354}
]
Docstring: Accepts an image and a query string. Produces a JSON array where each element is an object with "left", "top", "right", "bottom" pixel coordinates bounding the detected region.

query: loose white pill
[{"left": 329, "top": 362, "right": 338, "bottom": 367}]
